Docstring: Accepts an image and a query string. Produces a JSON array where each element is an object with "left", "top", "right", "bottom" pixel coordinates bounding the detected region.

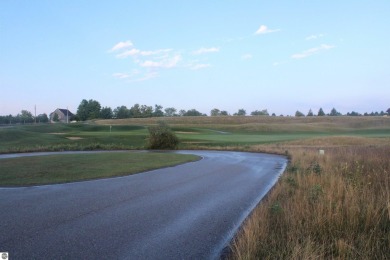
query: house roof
[{"left": 57, "top": 109, "right": 74, "bottom": 117}]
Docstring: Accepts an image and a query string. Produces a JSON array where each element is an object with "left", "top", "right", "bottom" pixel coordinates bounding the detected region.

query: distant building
[{"left": 50, "top": 108, "right": 74, "bottom": 123}]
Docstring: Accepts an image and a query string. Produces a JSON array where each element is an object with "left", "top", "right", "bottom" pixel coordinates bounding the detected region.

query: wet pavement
[{"left": 0, "top": 150, "right": 286, "bottom": 259}]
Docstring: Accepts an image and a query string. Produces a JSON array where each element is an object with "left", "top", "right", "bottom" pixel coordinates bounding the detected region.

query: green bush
[{"left": 147, "top": 121, "right": 179, "bottom": 149}]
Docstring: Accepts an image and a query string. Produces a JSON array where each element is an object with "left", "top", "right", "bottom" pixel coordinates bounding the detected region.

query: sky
[{"left": 1, "top": 0, "right": 389, "bottom": 116}]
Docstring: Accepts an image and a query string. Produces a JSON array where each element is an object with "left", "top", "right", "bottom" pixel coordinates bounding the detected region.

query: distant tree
[
  {"left": 77, "top": 99, "right": 101, "bottom": 120},
  {"left": 220, "top": 110, "right": 229, "bottom": 116},
  {"left": 307, "top": 109, "right": 314, "bottom": 117},
  {"left": 178, "top": 109, "right": 186, "bottom": 116},
  {"left": 113, "top": 106, "right": 130, "bottom": 119},
  {"left": 387, "top": 108, "right": 390, "bottom": 115},
  {"left": 100, "top": 107, "right": 113, "bottom": 119},
  {"left": 164, "top": 107, "right": 177, "bottom": 117},
  {"left": 234, "top": 109, "right": 246, "bottom": 116},
  {"left": 347, "top": 111, "right": 361, "bottom": 116},
  {"left": 251, "top": 109, "right": 269, "bottom": 116},
  {"left": 295, "top": 111, "right": 305, "bottom": 117},
  {"left": 318, "top": 108, "right": 325, "bottom": 116},
  {"left": 36, "top": 113, "right": 49, "bottom": 123},
  {"left": 153, "top": 105, "right": 164, "bottom": 117},
  {"left": 329, "top": 108, "right": 341, "bottom": 116},
  {"left": 210, "top": 108, "right": 221, "bottom": 116},
  {"left": 272, "top": 113, "right": 276, "bottom": 116},
  {"left": 183, "top": 109, "right": 205, "bottom": 116},
  {"left": 147, "top": 121, "right": 179, "bottom": 150},
  {"left": 19, "top": 110, "right": 34, "bottom": 123},
  {"left": 140, "top": 105, "right": 153, "bottom": 118},
  {"left": 129, "top": 104, "right": 141, "bottom": 118}
]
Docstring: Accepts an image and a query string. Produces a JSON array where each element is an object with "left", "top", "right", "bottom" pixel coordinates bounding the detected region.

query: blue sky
[{"left": 1, "top": 1, "right": 389, "bottom": 116}]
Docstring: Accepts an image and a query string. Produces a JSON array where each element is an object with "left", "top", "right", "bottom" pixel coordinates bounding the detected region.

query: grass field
[
  {"left": 1, "top": 116, "right": 389, "bottom": 258},
  {"left": 0, "top": 152, "right": 199, "bottom": 186},
  {"left": 1, "top": 116, "right": 389, "bottom": 153}
]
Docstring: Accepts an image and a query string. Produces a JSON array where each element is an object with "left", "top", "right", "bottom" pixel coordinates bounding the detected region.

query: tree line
[
  {"left": 1, "top": 99, "right": 389, "bottom": 124},
  {"left": 76, "top": 100, "right": 390, "bottom": 120},
  {"left": 0, "top": 110, "right": 48, "bottom": 125}
]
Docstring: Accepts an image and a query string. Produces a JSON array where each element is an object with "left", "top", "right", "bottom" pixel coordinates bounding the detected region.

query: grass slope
[
  {"left": 2, "top": 116, "right": 388, "bottom": 153},
  {"left": 0, "top": 152, "right": 200, "bottom": 186}
]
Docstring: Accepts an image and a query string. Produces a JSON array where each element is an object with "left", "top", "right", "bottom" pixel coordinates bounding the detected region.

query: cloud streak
[
  {"left": 241, "top": 54, "right": 253, "bottom": 60},
  {"left": 109, "top": 40, "right": 219, "bottom": 82},
  {"left": 305, "top": 34, "right": 324, "bottom": 41},
  {"left": 109, "top": 40, "right": 133, "bottom": 52},
  {"left": 291, "top": 44, "right": 335, "bottom": 59},
  {"left": 140, "top": 54, "right": 182, "bottom": 69},
  {"left": 193, "top": 47, "right": 220, "bottom": 55},
  {"left": 255, "top": 25, "right": 280, "bottom": 35}
]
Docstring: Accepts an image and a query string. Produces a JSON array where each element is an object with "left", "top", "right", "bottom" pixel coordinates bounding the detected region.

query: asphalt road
[{"left": 0, "top": 150, "right": 287, "bottom": 259}]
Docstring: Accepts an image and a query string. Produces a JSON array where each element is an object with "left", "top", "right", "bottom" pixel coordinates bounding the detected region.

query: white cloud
[
  {"left": 255, "top": 25, "right": 280, "bottom": 35},
  {"left": 191, "top": 64, "right": 211, "bottom": 70},
  {"left": 113, "top": 72, "right": 130, "bottom": 79},
  {"left": 140, "top": 49, "right": 173, "bottom": 56},
  {"left": 109, "top": 40, "right": 219, "bottom": 82},
  {"left": 305, "top": 34, "right": 324, "bottom": 41},
  {"left": 193, "top": 47, "right": 220, "bottom": 55},
  {"left": 109, "top": 40, "right": 133, "bottom": 52},
  {"left": 115, "top": 48, "right": 173, "bottom": 59},
  {"left": 140, "top": 54, "right": 181, "bottom": 69},
  {"left": 291, "top": 44, "right": 335, "bottom": 59},
  {"left": 133, "top": 71, "right": 159, "bottom": 82},
  {"left": 241, "top": 54, "right": 253, "bottom": 60},
  {"left": 115, "top": 48, "right": 141, "bottom": 58},
  {"left": 273, "top": 61, "right": 288, "bottom": 66}
]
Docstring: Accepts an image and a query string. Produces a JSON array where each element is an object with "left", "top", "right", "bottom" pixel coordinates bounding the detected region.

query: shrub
[{"left": 147, "top": 121, "right": 179, "bottom": 149}]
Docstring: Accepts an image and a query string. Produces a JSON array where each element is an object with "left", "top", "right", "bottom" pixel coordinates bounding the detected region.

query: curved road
[{"left": 0, "top": 150, "right": 286, "bottom": 259}]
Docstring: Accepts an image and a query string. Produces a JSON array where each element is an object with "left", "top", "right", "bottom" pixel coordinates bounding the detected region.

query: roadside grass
[
  {"left": 229, "top": 138, "right": 390, "bottom": 259},
  {"left": 0, "top": 152, "right": 200, "bottom": 186}
]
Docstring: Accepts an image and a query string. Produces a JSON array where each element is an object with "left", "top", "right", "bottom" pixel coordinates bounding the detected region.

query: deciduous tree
[
  {"left": 234, "top": 109, "right": 246, "bottom": 116},
  {"left": 251, "top": 109, "right": 269, "bottom": 116},
  {"left": 164, "top": 107, "right": 177, "bottom": 117},
  {"left": 153, "top": 105, "right": 164, "bottom": 117},
  {"left": 77, "top": 99, "right": 101, "bottom": 120},
  {"left": 210, "top": 108, "right": 221, "bottom": 116},
  {"left": 100, "top": 107, "right": 113, "bottom": 119}
]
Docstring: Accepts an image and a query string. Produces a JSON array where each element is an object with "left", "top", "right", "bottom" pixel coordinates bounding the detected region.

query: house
[{"left": 50, "top": 108, "right": 74, "bottom": 123}]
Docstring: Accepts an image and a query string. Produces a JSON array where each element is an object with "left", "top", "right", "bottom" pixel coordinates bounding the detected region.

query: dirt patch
[{"left": 66, "top": 137, "right": 84, "bottom": 140}]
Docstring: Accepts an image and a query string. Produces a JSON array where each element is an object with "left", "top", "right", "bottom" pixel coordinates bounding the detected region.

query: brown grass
[{"left": 229, "top": 138, "right": 390, "bottom": 259}]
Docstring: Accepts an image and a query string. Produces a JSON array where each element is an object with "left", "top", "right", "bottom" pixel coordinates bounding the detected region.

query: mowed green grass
[
  {"left": 0, "top": 123, "right": 148, "bottom": 153},
  {"left": 1, "top": 116, "right": 389, "bottom": 153},
  {"left": 0, "top": 152, "right": 200, "bottom": 186}
]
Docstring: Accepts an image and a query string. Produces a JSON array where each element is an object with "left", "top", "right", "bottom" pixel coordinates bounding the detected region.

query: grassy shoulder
[
  {"left": 228, "top": 137, "right": 390, "bottom": 259},
  {"left": 0, "top": 152, "right": 200, "bottom": 186}
]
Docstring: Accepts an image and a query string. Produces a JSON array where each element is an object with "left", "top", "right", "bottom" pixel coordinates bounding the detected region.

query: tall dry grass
[{"left": 230, "top": 143, "right": 390, "bottom": 259}]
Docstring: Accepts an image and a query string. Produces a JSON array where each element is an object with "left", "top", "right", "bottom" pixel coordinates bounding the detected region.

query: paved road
[{"left": 0, "top": 150, "right": 287, "bottom": 259}]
